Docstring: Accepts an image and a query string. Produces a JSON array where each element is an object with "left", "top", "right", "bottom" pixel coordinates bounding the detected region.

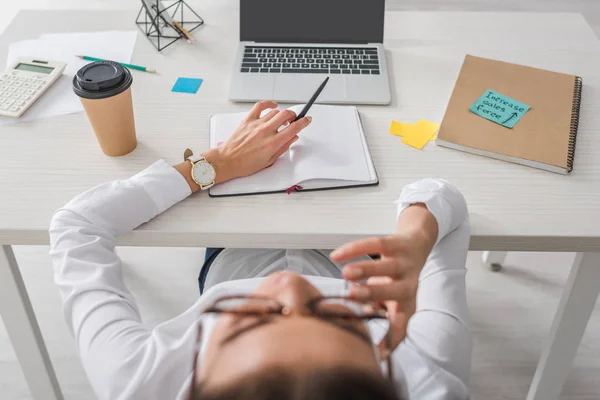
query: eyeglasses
[{"left": 188, "top": 295, "right": 393, "bottom": 399}]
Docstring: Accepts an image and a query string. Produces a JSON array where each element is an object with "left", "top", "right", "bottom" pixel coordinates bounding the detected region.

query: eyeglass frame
[{"left": 187, "top": 295, "right": 394, "bottom": 399}]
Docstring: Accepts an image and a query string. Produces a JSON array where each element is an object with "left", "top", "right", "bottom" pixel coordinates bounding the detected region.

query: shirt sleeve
[
  {"left": 393, "top": 179, "right": 471, "bottom": 399},
  {"left": 49, "top": 160, "right": 192, "bottom": 400}
]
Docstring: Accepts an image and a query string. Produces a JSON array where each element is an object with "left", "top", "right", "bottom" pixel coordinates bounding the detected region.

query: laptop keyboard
[{"left": 241, "top": 46, "right": 381, "bottom": 75}]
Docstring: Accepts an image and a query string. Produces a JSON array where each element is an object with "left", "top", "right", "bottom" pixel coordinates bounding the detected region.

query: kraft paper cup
[{"left": 73, "top": 61, "right": 137, "bottom": 157}]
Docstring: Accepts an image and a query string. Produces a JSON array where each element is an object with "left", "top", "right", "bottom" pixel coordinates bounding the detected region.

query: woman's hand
[
  {"left": 203, "top": 101, "right": 311, "bottom": 184},
  {"left": 330, "top": 204, "right": 438, "bottom": 352}
]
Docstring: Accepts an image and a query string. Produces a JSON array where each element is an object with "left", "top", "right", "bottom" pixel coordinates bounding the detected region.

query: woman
[{"left": 49, "top": 101, "right": 471, "bottom": 400}]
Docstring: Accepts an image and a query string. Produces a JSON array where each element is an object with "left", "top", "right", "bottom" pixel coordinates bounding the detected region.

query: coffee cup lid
[{"left": 73, "top": 61, "right": 133, "bottom": 100}]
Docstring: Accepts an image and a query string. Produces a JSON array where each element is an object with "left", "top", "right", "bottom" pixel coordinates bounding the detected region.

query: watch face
[{"left": 192, "top": 161, "right": 216, "bottom": 186}]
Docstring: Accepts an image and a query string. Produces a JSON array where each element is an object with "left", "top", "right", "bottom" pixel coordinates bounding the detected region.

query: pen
[
  {"left": 293, "top": 77, "right": 330, "bottom": 122},
  {"left": 172, "top": 19, "right": 195, "bottom": 44},
  {"left": 76, "top": 55, "right": 156, "bottom": 73}
]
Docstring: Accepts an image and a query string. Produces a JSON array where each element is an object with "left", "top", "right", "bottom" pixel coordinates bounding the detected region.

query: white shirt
[
  {"left": 205, "top": 248, "right": 371, "bottom": 290},
  {"left": 49, "top": 160, "right": 471, "bottom": 400}
]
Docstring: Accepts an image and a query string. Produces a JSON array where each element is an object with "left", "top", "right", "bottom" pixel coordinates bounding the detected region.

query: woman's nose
[{"left": 267, "top": 271, "right": 321, "bottom": 314}]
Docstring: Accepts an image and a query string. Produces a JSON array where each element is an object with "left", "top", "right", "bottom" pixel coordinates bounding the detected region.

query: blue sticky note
[
  {"left": 469, "top": 89, "right": 531, "bottom": 128},
  {"left": 172, "top": 77, "right": 203, "bottom": 94}
]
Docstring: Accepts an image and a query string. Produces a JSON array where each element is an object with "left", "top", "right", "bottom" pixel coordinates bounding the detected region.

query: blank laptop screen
[{"left": 240, "top": 0, "right": 385, "bottom": 44}]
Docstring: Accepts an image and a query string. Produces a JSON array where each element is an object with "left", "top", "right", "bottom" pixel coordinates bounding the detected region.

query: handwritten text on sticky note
[{"left": 469, "top": 90, "right": 530, "bottom": 128}]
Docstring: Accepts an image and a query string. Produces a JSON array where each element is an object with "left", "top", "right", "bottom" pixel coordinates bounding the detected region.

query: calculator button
[
  {"left": 13, "top": 82, "right": 22, "bottom": 87},
  {"left": 31, "top": 84, "right": 40, "bottom": 90},
  {"left": 23, "top": 83, "right": 31, "bottom": 88},
  {"left": 11, "top": 93, "right": 20, "bottom": 99},
  {"left": 14, "top": 100, "right": 24, "bottom": 106},
  {"left": 26, "top": 89, "right": 34, "bottom": 95},
  {"left": 9, "top": 106, "right": 20, "bottom": 112},
  {"left": 19, "top": 94, "right": 28, "bottom": 100}
]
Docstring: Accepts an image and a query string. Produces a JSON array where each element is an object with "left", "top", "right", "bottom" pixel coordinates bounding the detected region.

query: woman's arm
[
  {"left": 49, "top": 161, "right": 194, "bottom": 399},
  {"left": 49, "top": 101, "right": 311, "bottom": 399},
  {"left": 332, "top": 179, "right": 470, "bottom": 391},
  {"left": 394, "top": 179, "right": 471, "bottom": 387}
]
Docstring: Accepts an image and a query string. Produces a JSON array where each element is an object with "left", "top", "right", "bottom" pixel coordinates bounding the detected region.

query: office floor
[{"left": 1, "top": 1, "right": 600, "bottom": 399}]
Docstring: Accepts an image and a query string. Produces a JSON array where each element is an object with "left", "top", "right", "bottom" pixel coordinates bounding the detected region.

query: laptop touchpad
[{"left": 274, "top": 74, "right": 346, "bottom": 102}]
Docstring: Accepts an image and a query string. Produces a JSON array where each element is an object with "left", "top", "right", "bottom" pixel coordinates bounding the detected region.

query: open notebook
[{"left": 209, "top": 105, "right": 378, "bottom": 197}]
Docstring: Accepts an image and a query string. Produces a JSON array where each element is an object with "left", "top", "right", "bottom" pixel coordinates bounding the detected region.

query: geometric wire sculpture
[{"left": 136, "top": 0, "right": 204, "bottom": 51}]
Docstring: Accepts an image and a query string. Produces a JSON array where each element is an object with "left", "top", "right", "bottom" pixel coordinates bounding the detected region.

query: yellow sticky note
[
  {"left": 401, "top": 120, "right": 440, "bottom": 150},
  {"left": 401, "top": 131, "right": 432, "bottom": 150},
  {"left": 415, "top": 119, "right": 440, "bottom": 140},
  {"left": 389, "top": 120, "right": 414, "bottom": 137}
]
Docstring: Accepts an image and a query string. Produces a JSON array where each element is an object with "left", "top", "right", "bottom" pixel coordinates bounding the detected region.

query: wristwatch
[{"left": 186, "top": 152, "right": 216, "bottom": 190}]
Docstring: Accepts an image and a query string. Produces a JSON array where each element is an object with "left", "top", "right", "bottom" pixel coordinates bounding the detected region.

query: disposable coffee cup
[{"left": 73, "top": 61, "right": 137, "bottom": 156}]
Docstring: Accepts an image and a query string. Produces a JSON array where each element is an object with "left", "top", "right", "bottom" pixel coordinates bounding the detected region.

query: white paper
[
  {"left": 209, "top": 105, "right": 374, "bottom": 196},
  {"left": 289, "top": 105, "right": 372, "bottom": 184},
  {"left": 0, "top": 31, "right": 138, "bottom": 126}
]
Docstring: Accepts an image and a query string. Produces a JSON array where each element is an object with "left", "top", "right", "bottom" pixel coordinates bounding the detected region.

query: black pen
[{"left": 293, "top": 77, "right": 330, "bottom": 122}]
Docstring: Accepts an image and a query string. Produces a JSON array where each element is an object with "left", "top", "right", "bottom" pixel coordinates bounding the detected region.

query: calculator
[{"left": 0, "top": 58, "right": 67, "bottom": 118}]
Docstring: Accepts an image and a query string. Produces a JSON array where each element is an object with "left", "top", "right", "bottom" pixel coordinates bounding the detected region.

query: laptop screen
[{"left": 240, "top": 0, "right": 385, "bottom": 44}]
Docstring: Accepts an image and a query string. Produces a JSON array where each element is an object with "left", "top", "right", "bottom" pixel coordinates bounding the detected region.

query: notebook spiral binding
[{"left": 567, "top": 76, "right": 583, "bottom": 172}]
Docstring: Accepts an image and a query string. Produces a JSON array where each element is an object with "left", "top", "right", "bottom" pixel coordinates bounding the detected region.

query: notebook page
[
  {"left": 357, "top": 111, "right": 377, "bottom": 181},
  {"left": 209, "top": 105, "right": 373, "bottom": 196},
  {"left": 290, "top": 105, "right": 372, "bottom": 185},
  {"left": 209, "top": 112, "right": 295, "bottom": 195},
  {"left": 299, "top": 110, "right": 378, "bottom": 190}
]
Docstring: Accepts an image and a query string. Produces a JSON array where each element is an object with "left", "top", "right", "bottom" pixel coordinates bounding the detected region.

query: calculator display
[{"left": 15, "top": 63, "right": 54, "bottom": 74}]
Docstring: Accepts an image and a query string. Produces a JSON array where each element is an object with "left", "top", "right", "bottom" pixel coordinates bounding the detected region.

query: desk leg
[
  {"left": 0, "top": 245, "right": 63, "bottom": 400},
  {"left": 527, "top": 252, "right": 600, "bottom": 400},
  {"left": 482, "top": 251, "right": 507, "bottom": 272}
]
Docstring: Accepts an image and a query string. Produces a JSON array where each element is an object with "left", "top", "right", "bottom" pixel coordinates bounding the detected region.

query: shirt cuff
[
  {"left": 131, "top": 160, "right": 192, "bottom": 215},
  {"left": 394, "top": 179, "right": 468, "bottom": 244}
]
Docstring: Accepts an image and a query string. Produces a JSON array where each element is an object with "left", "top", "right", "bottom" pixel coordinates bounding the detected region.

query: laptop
[{"left": 229, "top": 0, "right": 391, "bottom": 105}]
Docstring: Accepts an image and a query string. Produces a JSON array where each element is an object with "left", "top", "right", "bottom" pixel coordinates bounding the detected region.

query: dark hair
[{"left": 193, "top": 367, "right": 402, "bottom": 400}]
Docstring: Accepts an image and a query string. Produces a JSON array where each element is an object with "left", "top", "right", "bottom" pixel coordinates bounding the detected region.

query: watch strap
[
  {"left": 200, "top": 182, "right": 214, "bottom": 190},
  {"left": 187, "top": 154, "right": 206, "bottom": 164}
]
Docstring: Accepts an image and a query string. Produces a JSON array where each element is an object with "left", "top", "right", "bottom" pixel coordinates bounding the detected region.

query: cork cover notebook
[{"left": 436, "top": 55, "right": 582, "bottom": 174}]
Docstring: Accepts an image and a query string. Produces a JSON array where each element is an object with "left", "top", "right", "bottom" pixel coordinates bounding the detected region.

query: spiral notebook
[
  {"left": 436, "top": 55, "right": 582, "bottom": 174},
  {"left": 209, "top": 105, "right": 378, "bottom": 197}
]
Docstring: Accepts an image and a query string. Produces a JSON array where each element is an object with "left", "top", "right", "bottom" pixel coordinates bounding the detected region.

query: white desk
[{"left": 1, "top": 5, "right": 600, "bottom": 400}]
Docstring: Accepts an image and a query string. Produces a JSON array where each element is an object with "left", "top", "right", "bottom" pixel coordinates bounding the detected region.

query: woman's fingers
[
  {"left": 260, "top": 109, "right": 279, "bottom": 122},
  {"left": 269, "top": 135, "right": 299, "bottom": 164},
  {"left": 273, "top": 117, "right": 311, "bottom": 147},
  {"left": 331, "top": 236, "right": 398, "bottom": 263},
  {"left": 246, "top": 100, "right": 278, "bottom": 120},
  {"left": 265, "top": 109, "right": 297, "bottom": 131},
  {"left": 349, "top": 279, "right": 416, "bottom": 303},
  {"left": 342, "top": 258, "right": 402, "bottom": 281}
]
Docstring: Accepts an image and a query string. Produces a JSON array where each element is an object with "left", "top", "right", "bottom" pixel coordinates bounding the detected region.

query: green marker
[{"left": 76, "top": 55, "right": 156, "bottom": 73}]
